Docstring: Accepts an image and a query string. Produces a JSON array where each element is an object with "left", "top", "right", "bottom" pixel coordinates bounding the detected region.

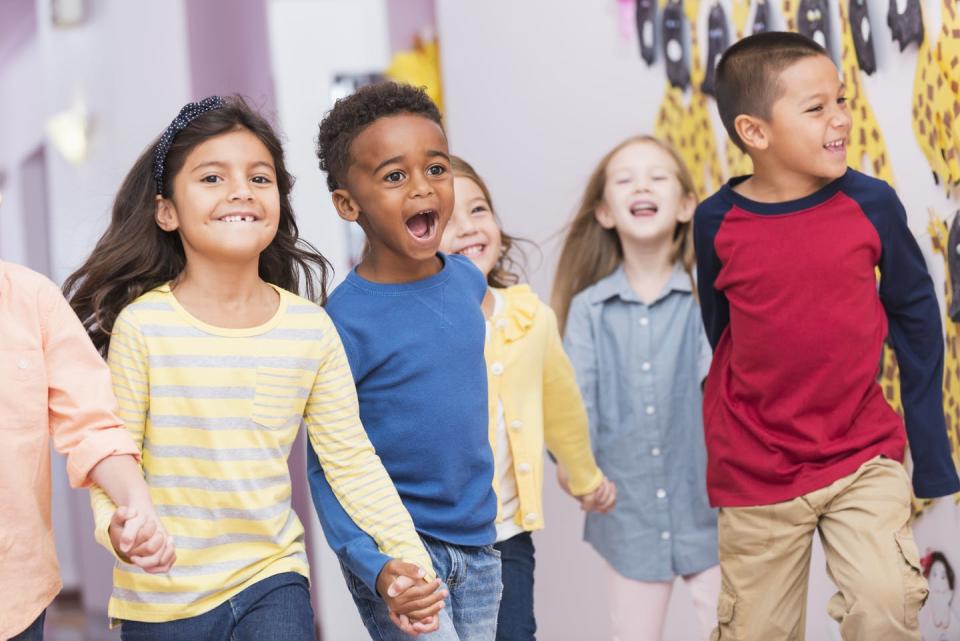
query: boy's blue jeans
[
  {"left": 119, "top": 572, "right": 315, "bottom": 641},
  {"left": 342, "top": 535, "right": 502, "bottom": 641}
]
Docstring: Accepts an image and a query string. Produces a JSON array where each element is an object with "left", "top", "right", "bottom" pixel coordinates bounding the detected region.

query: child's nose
[{"left": 229, "top": 179, "right": 254, "bottom": 200}]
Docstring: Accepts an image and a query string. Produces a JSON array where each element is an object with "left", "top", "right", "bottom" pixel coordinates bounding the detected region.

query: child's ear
[
  {"left": 734, "top": 114, "right": 770, "bottom": 152},
  {"left": 155, "top": 196, "right": 179, "bottom": 231},
  {"left": 594, "top": 202, "right": 616, "bottom": 230},
  {"left": 677, "top": 193, "right": 696, "bottom": 224},
  {"left": 332, "top": 189, "right": 361, "bottom": 223}
]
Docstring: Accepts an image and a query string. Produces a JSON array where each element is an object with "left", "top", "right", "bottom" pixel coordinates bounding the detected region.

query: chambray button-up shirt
[{"left": 563, "top": 264, "right": 718, "bottom": 581}]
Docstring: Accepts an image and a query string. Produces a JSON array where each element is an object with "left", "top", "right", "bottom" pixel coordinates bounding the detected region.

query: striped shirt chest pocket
[{"left": 252, "top": 367, "right": 311, "bottom": 430}]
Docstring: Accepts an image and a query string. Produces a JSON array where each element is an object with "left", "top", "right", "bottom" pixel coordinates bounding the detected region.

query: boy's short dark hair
[
  {"left": 316, "top": 82, "right": 443, "bottom": 192},
  {"left": 716, "top": 31, "right": 829, "bottom": 151}
]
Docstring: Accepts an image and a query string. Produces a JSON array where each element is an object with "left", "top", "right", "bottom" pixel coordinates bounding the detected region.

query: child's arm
[
  {"left": 305, "top": 316, "right": 443, "bottom": 625},
  {"left": 541, "top": 304, "right": 606, "bottom": 496},
  {"left": 875, "top": 190, "right": 960, "bottom": 498},
  {"left": 87, "top": 308, "right": 174, "bottom": 571}
]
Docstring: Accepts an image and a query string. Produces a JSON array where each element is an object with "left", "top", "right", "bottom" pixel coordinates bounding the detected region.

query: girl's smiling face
[
  {"left": 439, "top": 176, "right": 502, "bottom": 278},
  {"left": 594, "top": 141, "right": 695, "bottom": 246},
  {"left": 156, "top": 127, "right": 280, "bottom": 264}
]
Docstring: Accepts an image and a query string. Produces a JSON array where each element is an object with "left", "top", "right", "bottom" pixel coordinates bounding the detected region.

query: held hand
[
  {"left": 108, "top": 506, "right": 176, "bottom": 573},
  {"left": 376, "top": 560, "right": 447, "bottom": 635},
  {"left": 579, "top": 477, "right": 617, "bottom": 514}
]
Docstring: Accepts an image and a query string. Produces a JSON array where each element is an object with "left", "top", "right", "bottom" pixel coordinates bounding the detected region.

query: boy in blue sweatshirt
[{"left": 308, "top": 82, "right": 500, "bottom": 641}]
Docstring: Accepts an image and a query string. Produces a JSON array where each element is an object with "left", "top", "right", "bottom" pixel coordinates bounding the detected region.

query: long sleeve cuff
[{"left": 66, "top": 427, "right": 140, "bottom": 489}]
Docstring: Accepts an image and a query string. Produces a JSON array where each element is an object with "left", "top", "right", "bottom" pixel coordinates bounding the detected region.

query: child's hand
[
  {"left": 108, "top": 505, "right": 176, "bottom": 573},
  {"left": 579, "top": 477, "right": 617, "bottom": 514},
  {"left": 376, "top": 560, "right": 446, "bottom": 636}
]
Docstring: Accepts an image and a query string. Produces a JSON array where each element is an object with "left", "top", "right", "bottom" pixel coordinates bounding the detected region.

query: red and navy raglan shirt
[{"left": 693, "top": 168, "right": 960, "bottom": 507}]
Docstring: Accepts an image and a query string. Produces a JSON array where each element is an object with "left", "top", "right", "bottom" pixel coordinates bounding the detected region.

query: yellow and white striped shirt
[{"left": 91, "top": 284, "right": 432, "bottom": 623}]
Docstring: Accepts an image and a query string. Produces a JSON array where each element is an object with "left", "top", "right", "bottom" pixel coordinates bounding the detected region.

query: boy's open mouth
[{"left": 405, "top": 209, "right": 439, "bottom": 241}]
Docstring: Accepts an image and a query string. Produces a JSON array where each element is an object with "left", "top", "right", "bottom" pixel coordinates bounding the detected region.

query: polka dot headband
[{"left": 152, "top": 96, "right": 226, "bottom": 194}]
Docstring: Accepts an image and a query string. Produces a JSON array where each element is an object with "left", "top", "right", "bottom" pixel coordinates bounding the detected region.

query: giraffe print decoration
[
  {"left": 637, "top": 0, "right": 658, "bottom": 65},
  {"left": 663, "top": 0, "right": 691, "bottom": 89},
  {"left": 949, "top": 214, "right": 960, "bottom": 321},
  {"left": 929, "top": 210, "right": 960, "bottom": 504},
  {"left": 701, "top": 2, "right": 731, "bottom": 97},
  {"left": 911, "top": 0, "right": 960, "bottom": 196},
  {"left": 850, "top": 0, "right": 877, "bottom": 74},
  {"left": 797, "top": 0, "right": 833, "bottom": 53},
  {"left": 889, "top": 0, "right": 925, "bottom": 51}
]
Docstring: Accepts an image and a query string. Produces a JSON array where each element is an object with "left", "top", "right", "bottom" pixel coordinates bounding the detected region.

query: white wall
[{"left": 437, "top": 1, "right": 958, "bottom": 640}]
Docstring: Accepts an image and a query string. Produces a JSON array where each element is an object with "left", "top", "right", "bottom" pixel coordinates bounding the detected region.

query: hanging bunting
[
  {"left": 797, "top": 0, "right": 833, "bottom": 54},
  {"left": 701, "top": 2, "right": 730, "bottom": 97},
  {"left": 753, "top": 0, "right": 771, "bottom": 34},
  {"left": 850, "top": 0, "right": 877, "bottom": 74},
  {"left": 663, "top": 0, "right": 691, "bottom": 89},
  {"left": 636, "top": 0, "right": 658, "bottom": 65},
  {"left": 888, "top": 0, "right": 924, "bottom": 51}
]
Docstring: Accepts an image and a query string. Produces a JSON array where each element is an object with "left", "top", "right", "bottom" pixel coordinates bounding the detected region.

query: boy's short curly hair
[
  {"left": 716, "top": 31, "right": 828, "bottom": 151},
  {"left": 316, "top": 82, "right": 443, "bottom": 192}
]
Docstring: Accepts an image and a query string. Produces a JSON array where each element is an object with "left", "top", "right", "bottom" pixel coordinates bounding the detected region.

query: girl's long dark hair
[{"left": 64, "top": 96, "right": 331, "bottom": 354}]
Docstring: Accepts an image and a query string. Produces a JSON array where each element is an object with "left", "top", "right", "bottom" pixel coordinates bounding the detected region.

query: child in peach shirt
[{"left": 0, "top": 260, "right": 172, "bottom": 641}]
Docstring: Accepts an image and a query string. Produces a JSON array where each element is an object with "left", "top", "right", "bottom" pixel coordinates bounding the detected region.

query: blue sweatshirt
[{"left": 308, "top": 253, "right": 497, "bottom": 592}]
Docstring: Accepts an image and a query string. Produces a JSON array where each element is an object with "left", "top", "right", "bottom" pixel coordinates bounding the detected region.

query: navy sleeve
[
  {"left": 693, "top": 201, "right": 730, "bottom": 350},
  {"left": 872, "top": 185, "right": 960, "bottom": 498}
]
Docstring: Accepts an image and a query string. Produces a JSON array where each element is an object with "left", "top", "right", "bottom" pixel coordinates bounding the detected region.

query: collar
[
  {"left": 489, "top": 284, "right": 539, "bottom": 342},
  {"left": 586, "top": 262, "right": 691, "bottom": 305}
]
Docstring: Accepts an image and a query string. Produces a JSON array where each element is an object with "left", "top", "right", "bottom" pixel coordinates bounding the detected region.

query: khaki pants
[{"left": 712, "top": 456, "right": 928, "bottom": 641}]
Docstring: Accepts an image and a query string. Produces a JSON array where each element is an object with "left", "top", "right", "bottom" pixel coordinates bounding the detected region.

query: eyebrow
[
  {"left": 801, "top": 84, "right": 846, "bottom": 103},
  {"left": 372, "top": 149, "right": 450, "bottom": 175},
  {"left": 190, "top": 160, "right": 276, "bottom": 172}
]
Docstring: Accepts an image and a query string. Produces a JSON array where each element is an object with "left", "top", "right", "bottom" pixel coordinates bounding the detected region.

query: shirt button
[
  {"left": 641, "top": 361, "right": 652, "bottom": 372},
  {"left": 645, "top": 405, "right": 656, "bottom": 416},
  {"left": 491, "top": 362, "right": 504, "bottom": 376},
  {"left": 17, "top": 359, "right": 28, "bottom": 369},
  {"left": 656, "top": 488, "right": 667, "bottom": 499},
  {"left": 639, "top": 317, "right": 650, "bottom": 326},
  {"left": 651, "top": 447, "right": 661, "bottom": 457},
  {"left": 517, "top": 463, "right": 531, "bottom": 474},
  {"left": 661, "top": 531, "right": 671, "bottom": 540},
  {"left": 524, "top": 513, "right": 538, "bottom": 524}
]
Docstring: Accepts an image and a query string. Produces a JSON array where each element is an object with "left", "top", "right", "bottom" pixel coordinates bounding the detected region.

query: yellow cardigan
[{"left": 485, "top": 285, "right": 603, "bottom": 532}]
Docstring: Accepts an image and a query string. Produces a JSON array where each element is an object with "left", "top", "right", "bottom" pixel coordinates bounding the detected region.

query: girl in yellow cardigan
[{"left": 439, "top": 156, "right": 616, "bottom": 641}]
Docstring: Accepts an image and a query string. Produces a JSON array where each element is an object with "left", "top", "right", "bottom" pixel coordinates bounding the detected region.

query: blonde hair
[
  {"left": 450, "top": 155, "right": 529, "bottom": 289},
  {"left": 551, "top": 135, "right": 697, "bottom": 334}
]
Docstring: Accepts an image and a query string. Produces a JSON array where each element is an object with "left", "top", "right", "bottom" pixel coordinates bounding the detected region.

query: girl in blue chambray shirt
[{"left": 552, "top": 136, "right": 718, "bottom": 641}]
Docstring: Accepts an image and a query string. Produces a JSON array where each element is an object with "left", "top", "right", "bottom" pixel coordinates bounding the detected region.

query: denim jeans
[
  {"left": 120, "top": 572, "right": 315, "bottom": 641},
  {"left": 493, "top": 532, "right": 536, "bottom": 641},
  {"left": 10, "top": 610, "right": 44, "bottom": 641},
  {"left": 342, "top": 534, "right": 502, "bottom": 641}
]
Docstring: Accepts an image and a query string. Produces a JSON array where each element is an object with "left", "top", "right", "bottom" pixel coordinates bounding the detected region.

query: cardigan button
[
  {"left": 491, "top": 362, "right": 504, "bottom": 376},
  {"left": 517, "top": 463, "right": 531, "bottom": 474},
  {"left": 17, "top": 359, "right": 28, "bottom": 369},
  {"left": 495, "top": 319, "right": 507, "bottom": 330},
  {"left": 509, "top": 420, "right": 523, "bottom": 431},
  {"left": 524, "top": 512, "right": 538, "bottom": 524}
]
